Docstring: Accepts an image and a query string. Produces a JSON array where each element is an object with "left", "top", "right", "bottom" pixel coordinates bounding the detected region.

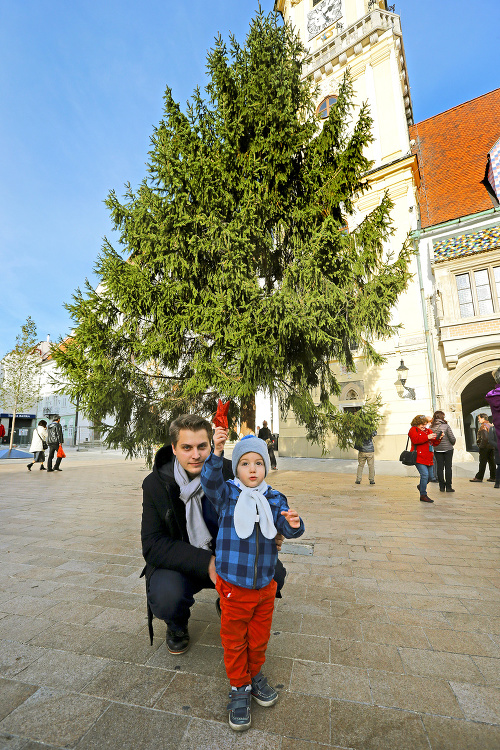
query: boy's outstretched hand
[
  {"left": 281, "top": 509, "right": 301, "bottom": 528},
  {"left": 213, "top": 426, "right": 228, "bottom": 456}
]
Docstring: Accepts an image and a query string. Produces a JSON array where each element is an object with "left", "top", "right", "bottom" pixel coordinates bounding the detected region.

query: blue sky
[{"left": 0, "top": 0, "right": 497, "bottom": 356}]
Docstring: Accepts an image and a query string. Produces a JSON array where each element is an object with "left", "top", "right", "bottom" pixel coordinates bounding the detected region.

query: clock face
[{"left": 307, "top": 0, "right": 342, "bottom": 40}]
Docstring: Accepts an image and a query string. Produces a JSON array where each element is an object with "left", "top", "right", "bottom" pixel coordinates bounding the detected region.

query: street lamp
[{"left": 395, "top": 359, "right": 416, "bottom": 400}]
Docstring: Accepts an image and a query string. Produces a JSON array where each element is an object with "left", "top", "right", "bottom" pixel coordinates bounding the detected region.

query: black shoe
[
  {"left": 40, "top": 465, "right": 46, "bottom": 470},
  {"left": 251, "top": 672, "right": 278, "bottom": 707},
  {"left": 227, "top": 686, "right": 251, "bottom": 731},
  {"left": 215, "top": 597, "right": 221, "bottom": 618},
  {"left": 446, "top": 487, "right": 455, "bottom": 492},
  {"left": 370, "top": 481, "right": 375, "bottom": 485},
  {"left": 27, "top": 463, "right": 32, "bottom": 471},
  {"left": 355, "top": 480, "right": 361, "bottom": 484},
  {"left": 46, "top": 469, "right": 54, "bottom": 472},
  {"left": 495, "top": 483, "right": 500, "bottom": 489},
  {"left": 487, "top": 478, "right": 495, "bottom": 482},
  {"left": 420, "top": 495, "right": 434, "bottom": 503},
  {"left": 439, "top": 486, "right": 445, "bottom": 492},
  {"left": 166, "top": 627, "right": 190, "bottom": 654},
  {"left": 54, "top": 468, "right": 63, "bottom": 471},
  {"left": 470, "top": 477, "right": 482, "bottom": 482},
  {"left": 429, "top": 479, "right": 439, "bottom": 483}
]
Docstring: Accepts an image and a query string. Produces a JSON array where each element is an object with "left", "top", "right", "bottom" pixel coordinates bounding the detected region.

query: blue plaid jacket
[{"left": 201, "top": 453, "right": 305, "bottom": 589}]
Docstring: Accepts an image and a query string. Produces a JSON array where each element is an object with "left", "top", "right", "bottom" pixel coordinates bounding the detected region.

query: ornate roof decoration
[
  {"left": 487, "top": 137, "right": 500, "bottom": 201},
  {"left": 433, "top": 225, "right": 500, "bottom": 263}
]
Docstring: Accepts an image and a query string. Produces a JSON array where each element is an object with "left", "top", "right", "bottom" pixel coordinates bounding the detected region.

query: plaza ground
[{"left": 0, "top": 452, "right": 499, "bottom": 749}]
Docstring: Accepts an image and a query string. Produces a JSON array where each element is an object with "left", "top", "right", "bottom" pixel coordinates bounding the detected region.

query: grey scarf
[{"left": 173, "top": 459, "right": 212, "bottom": 550}]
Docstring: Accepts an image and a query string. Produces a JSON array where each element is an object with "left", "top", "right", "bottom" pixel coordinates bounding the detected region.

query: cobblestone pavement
[{"left": 0, "top": 456, "right": 499, "bottom": 749}]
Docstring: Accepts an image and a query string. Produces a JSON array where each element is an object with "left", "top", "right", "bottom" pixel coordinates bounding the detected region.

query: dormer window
[{"left": 317, "top": 95, "right": 337, "bottom": 119}]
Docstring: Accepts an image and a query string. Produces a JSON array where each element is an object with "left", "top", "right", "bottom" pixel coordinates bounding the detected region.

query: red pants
[{"left": 216, "top": 574, "right": 277, "bottom": 688}]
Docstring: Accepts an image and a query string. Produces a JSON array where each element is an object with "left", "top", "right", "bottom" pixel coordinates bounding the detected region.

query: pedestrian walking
[
  {"left": 354, "top": 431, "right": 376, "bottom": 485},
  {"left": 27, "top": 419, "right": 48, "bottom": 471},
  {"left": 431, "top": 411, "right": 456, "bottom": 493},
  {"left": 201, "top": 430, "right": 304, "bottom": 731},
  {"left": 46, "top": 415, "right": 64, "bottom": 472},
  {"left": 408, "top": 415, "right": 441, "bottom": 503},
  {"left": 257, "top": 420, "right": 277, "bottom": 470},
  {"left": 470, "top": 413, "right": 496, "bottom": 483}
]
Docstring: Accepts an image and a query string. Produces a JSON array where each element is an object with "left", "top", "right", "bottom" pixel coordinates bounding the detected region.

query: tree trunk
[
  {"left": 239, "top": 395, "right": 256, "bottom": 436},
  {"left": 9, "top": 407, "right": 17, "bottom": 452}
]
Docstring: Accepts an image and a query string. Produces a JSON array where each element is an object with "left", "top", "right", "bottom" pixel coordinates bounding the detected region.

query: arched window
[
  {"left": 345, "top": 389, "right": 358, "bottom": 401},
  {"left": 316, "top": 95, "right": 337, "bottom": 120}
]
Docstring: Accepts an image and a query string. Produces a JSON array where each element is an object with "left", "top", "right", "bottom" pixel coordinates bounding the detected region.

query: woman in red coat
[{"left": 408, "top": 415, "right": 441, "bottom": 503}]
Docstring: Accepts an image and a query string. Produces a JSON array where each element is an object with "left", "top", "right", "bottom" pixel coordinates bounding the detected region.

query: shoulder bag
[
  {"left": 399, "top": 436, "right": 417, "bottom": 466},
  {"left": 36, "top": 428, "right": 48, "bottom": 451}
]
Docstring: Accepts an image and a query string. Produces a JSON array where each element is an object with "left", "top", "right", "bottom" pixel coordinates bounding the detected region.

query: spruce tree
[{"left": 54, "top": 9, "right": 414, "bottom": 459}]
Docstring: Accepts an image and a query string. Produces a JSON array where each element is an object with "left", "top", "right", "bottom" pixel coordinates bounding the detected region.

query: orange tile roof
[{"left": 409, "top": 89, "right": 500, "bottom": 229}]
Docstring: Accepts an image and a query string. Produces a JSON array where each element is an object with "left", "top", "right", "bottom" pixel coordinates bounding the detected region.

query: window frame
[
  {"left": 316, "top": 94, "right": 337, "bottom": 120},
  {"left": 454, "top": 263, "right": 500, "bottom": 319}
]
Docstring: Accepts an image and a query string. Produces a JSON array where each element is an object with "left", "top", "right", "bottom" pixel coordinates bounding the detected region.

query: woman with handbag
[
  {"left": 430, "top": 411, "right": 456, "bottom": 493},
  {"left": 408, "top": 415, "right": 441, "bottom": 503},
  {"left": 27, "top": 420, "right": 48, "bottom": 471}
]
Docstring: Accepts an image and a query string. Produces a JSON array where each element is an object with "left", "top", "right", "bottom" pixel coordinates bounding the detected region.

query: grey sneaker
[
  {"left": 251, "top": 672, "right": 278, "bottom": 707},
  {"left": 227, "top": 685, "right": 251, "bottom": 731}
]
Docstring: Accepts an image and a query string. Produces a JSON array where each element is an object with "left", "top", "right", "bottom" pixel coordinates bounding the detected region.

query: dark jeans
[
  {"left": 475, "top": 446, "right": 496, "bottom": 480},
  {"left": 268, "top": 446, "right": 277, "bottom": 469},
  {"left": 435, "top": 450, "right": 453, "bottom": 489},
  {"left": 416, "top": 463, "right": 433, "bottom": 495},
  {"left": 147, "top": 558, "right": 286, "bottom": 632},
  {"left": 47, "top": 444, "right": 62, "bottom": 471}
]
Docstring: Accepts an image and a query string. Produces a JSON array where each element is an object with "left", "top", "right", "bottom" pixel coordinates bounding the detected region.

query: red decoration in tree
[{"left": 214, "top": 399, "right": 230, "bottom": 428}]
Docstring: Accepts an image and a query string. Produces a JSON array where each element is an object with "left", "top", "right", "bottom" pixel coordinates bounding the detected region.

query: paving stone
[
  {"left": 424, "top": 628, "right": 500, "bottom": 657},
  {"left": 82, "top": 662, "right": 175, "bottom": 707},
  {"left": 85, "top": 631, "right": 164, "bottom": 664},
  {"left": 252, "top": 691, "right": 330, "bottom": 744},
  {"left": 330, "top": 699, "right": 429, "bottom": 749},
  {"left": 266, "top": 631, "right": 329, "bottom": 662},
  {"left": 423, "top": 714, "right": 500, "bottom": 750},
  {"left": 450, "top": 682, "right": 500, "bottom": 724},
  {"left": 329, "top": 639, "right": 404, "bottom": 671},
  {"left": 74, "top": 702, "right": 188, "bottom": 750},
  {"left": 0, "top": 687, "right": 108, "bottom": 747},
  {"left": 0, "top": 679, "right": 38, "bottom": 721},
  {"left": 145, "top": 642, "right": 224, "bottom": 676},
  {"left": 177, "top": 717, "right": 280, "bottom": 750},
  {"left": 362, "top": 622, "right": 429, "bottom": 648},
  {"left": 154, "top": 671, "right": 229, "bottom": 721},
  {"left": 85, "top": 607, "right": 147, "bottom": 634},
  {"left": 0, "top": 597, "right": 60, "bottom": 618},
  {"left": 444, "top": 613, "right": 497, "bottom": 633},
  {"left": 300, "top": 613, "right": 363, "bottom": 641},
  {"left": 0, "top": 616, "right": 55, "bottom": 644},
  {"left": 14, "top": 649, "right": 108, "bottom": 690},
  {"left": 0, "top": 642, "right": 46, "bottom": 679},
  {"left": 290, "top": 658, "right": 371, "bottom": 702},
  {"left": 368, "top": 670, "right": 464, "bottom": 716},
  {"left": 472, "top": 656, "right": 500, "bottom": 686},
  {"left": 28, "top": 623, "right": 103, "bottom": 653},
  {"left": 38, "top": 602, "right": 105, "bottom": 625},
  {"left": 398, "top": 647, "right": 486, "bottom": 683}
]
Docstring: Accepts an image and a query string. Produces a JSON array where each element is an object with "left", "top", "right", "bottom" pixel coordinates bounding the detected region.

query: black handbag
[
  {"left": 37, "top": 428, "right": 48, "bottom": 451},
  {"left": 399, "top": 436, "right": 417, "bottom": 466}
]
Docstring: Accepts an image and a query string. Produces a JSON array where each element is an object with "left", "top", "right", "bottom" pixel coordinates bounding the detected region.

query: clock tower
[{"left": 272, "top": 2, "right": 427, "bottom": 462}]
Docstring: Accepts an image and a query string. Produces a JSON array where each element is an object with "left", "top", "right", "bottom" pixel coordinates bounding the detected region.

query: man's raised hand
[
  {"left": 281, "top": 509, "right": 301, "bottom": 529},
  {"left": 213, "top": 426, "right": 228, "bottom": 456}
]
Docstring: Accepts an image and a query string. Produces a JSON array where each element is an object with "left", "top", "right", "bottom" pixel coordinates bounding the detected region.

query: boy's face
[
  {"left": 172, "top": 429, "right": 211, "bottom": 479},
  {"left": 236, "top": 451, "right": 266, "bottom": 488}
]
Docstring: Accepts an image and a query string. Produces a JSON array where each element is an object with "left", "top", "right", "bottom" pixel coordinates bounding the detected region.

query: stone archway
[{"left": 445, "top": 348, "right": 499, "bottom": 457}]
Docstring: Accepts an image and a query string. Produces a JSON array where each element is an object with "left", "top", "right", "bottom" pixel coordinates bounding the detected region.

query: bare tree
[{"left": 0, "top": 317, "right": 41, "bottom": 453}]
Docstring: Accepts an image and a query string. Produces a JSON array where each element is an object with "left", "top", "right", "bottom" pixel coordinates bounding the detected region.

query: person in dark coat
[
  {"left": 46, "top": 416, "right": 64, "bottom": 472},
  {"left": 141, "top": 413, "right": 286, "bottom": 656},
  {"left": 487, "top": 425, "right": 500, "bottom": 489},
  {"left": 485, "top": 367, "right": 500, "bottom": 460},
  {"left": 470, "top": 413, "right": 496, "bottom": 483},
  {"left": 257, "top": 421, "right": 277, "bottom": 470}
]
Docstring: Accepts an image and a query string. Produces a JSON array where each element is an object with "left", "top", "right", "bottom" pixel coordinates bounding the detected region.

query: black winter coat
[
  {"left": 47, "top": 420, "right": 64, "bottom": 445},
  {"left": 141, "top": 444, "right": 234, "bottom": 586}
]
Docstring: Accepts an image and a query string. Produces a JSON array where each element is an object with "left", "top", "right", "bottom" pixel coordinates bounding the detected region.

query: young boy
[{"left": 201, "top": 429, "right": 304, "bottom": 731}]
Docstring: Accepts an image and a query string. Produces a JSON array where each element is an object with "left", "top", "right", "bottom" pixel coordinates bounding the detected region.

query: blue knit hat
[{"left": 232, "top": 435, "right": 270, "bottom": 477}]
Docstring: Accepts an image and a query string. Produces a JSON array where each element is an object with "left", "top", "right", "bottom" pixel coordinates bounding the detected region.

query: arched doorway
[{"left": 460, "top": 371, "right": 496, "bottom": 451}]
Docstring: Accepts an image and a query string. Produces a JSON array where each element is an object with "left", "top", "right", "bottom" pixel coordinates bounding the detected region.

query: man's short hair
[
  {"left": 169, "top": 414, "right": 213, "bottom": 446},
  {"left": 478, "top": 413, "right": 489, "bottom": 420},
  {"left": 493, "top": 367, "right": 500, "bottom": 384}
]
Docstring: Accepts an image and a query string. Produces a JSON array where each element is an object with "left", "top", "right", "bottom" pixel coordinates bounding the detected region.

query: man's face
[{"left": 172, "top": 429, "right": 211, "bottom": 478}]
